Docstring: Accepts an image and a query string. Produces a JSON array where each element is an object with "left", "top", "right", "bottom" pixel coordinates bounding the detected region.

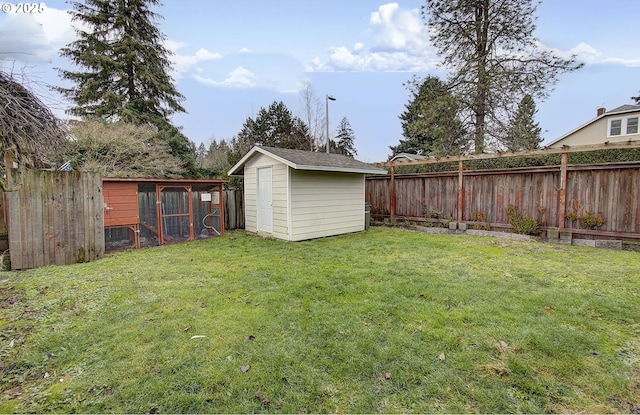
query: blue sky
[{"left": 1, "top": 0, "right": 639, "bottom": 162}]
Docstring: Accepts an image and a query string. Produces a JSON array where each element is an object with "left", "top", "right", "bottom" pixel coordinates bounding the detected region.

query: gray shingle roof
[
  {"left": 228, "top": 146, "right": 388, "bottom": 176},
  {"left": 606, "top": 104, "right": 640, "bottom": 114}
]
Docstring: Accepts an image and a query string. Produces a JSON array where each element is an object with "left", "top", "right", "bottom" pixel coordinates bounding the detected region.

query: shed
[
  {"left": 103, "top": 178, "right": 228, "bottom": 251},
  {"left": 228, "top": 146, "right": 387, "bottom": 241}
]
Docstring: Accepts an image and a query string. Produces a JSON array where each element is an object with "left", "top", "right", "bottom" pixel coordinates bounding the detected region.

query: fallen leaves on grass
[
  {"left": 240, "top": 365, "right": 250, "bottom": 373},
  {"left": 496, "top": 340, "right": 509, "bottom": 353},
  {"left": 480, "top": 361, "right": 511, "bottom": 377},
  {"left": 438, "top": 353, "right": 446, "bottom": 361},
  {"left": 255, "top": 392, "right": 270, "bottom": 407}
]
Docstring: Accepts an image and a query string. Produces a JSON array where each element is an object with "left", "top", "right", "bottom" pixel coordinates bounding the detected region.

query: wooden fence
[
  {"left": 224, "top": 188, "right": 244, "bottom": 231},
  {"left": 366, "top": 158, "right": 640, "bottom": 242},
  {"left": 5, "top": 169, "right": 104, "bottom": 270}
]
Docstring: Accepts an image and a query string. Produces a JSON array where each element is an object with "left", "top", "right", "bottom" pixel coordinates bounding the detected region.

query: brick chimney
[{"left": 597, "top": 107, "right": 606, "bottom": 117}]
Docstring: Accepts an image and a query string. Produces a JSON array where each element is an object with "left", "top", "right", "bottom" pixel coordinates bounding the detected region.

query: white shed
[{"left": 228, "top": 146, "right": 387, "bottom": 241}]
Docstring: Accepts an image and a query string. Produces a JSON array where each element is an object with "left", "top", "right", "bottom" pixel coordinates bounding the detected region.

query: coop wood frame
[{"left": 103, "top": 177, "right": 229, "bottom": 249}]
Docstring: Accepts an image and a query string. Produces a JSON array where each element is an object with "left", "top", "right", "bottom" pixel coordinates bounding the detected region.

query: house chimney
[{"left": 597, "top": 107, "right": 606, "bottom": 117}]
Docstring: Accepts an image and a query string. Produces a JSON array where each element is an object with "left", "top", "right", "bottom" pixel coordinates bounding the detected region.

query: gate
[{"left": 4, "top": 168, "right": 104, "bottom": 270}]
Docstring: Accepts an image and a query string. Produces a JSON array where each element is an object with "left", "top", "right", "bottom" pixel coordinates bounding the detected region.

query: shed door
[{"left": 257, "top": 167, "right": 273, "bottom": 233}]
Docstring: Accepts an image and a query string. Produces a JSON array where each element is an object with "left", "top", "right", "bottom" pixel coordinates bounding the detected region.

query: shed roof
[{"left": 228, "top": 146, "right": 388, "bottom": 176}]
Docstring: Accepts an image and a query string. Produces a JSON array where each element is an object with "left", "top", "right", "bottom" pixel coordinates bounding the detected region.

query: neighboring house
[
  {"left": 389, "top": 153, "right": 428, "bottom": 162},
  {"left": 228, "top": 146, "right": 387, "bottom": 241},
  {"left": 547, "top": 104, "right": 640, "bottom": 148}
]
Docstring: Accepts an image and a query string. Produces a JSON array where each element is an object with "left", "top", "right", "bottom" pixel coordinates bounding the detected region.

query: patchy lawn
[{"left": 1, "top": 227, "right": 638, "bottom": 413}]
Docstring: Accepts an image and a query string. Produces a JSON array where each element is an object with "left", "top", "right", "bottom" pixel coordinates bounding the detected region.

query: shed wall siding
[
  {"left": 289, "top": 170, "right": 364, "bottom": 241},
  {"left": 243, "top": 154, "right": 288, "bottom": 236}
]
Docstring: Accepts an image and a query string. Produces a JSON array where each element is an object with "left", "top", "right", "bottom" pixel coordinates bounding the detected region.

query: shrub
[
  {"left": 507, "top": 205, "right": 539, "bottom": 235},
  {"left": 579, "top": 211, "right": 605, "bottom": 229}
]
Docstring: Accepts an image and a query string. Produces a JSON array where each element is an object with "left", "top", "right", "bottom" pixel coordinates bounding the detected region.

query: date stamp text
[{"left": 1, "top": 2, "right": 46, "bottom": 13}]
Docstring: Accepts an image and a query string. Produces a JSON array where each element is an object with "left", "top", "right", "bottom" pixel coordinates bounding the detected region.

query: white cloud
[
  {"left": 238, "top": 47, "right": 252, "bottom": 54},
  {"left": 309, "top": 3, "right": 640, "bottom": 73},
  {"left": 307, "top": 3, "right": 438, "bottom": 72},
  {"left": 0, "top": 7, "right": 74, "bottom": 63},
  {"left": 541, "top": 41, "right": 640, "bottom": 68},
  {"left": 167, "top": 42, "right": 222, "bottom": 76},
  {"left": 369, "top": 3, "right": 426, "bottom": 53},
  {"left": 193, "top": 66, "right": 255, "bottom": 88}
]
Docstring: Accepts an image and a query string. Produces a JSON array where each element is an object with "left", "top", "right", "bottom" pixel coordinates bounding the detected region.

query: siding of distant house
[
  {"left": 549, "top": 118, "right": 608, "bottom": 147},
  {"left": 549, "top": 108, "right": 640, "bottom": 148},
  {"left": 289, "top": 170, "right": 365, "bottom": 241},
  {"left": 243, "top": 153, "right": 288, "bottom": 237}
]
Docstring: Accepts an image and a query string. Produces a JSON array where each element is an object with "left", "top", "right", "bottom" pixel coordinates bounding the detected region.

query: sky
[{"left": 1, "top": 0, "right": 639, "bottom": 163}]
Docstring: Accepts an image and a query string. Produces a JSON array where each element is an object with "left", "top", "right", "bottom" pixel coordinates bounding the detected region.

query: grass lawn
[{"left": 1, "top": 227, "right": 639, "bottom": 413}]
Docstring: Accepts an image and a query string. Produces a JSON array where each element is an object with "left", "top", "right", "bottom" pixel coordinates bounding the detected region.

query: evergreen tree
[
  {"left": 391, "top": 76, "right": 467, "bottom": 158},
  {"left": 58, "top": 0, "right": 185, "bottom": 128},
  {"left": 235, "top": 101, "right": 312, "bottom": 150},
  {"left": 334, "top": 117, "right": 357, "bottom": 157},
  {"left": 504, "top": 95, "right": 542, "bottom": 151},
  {"left": 56, "top": 0, "right": 208, "bottom": 176},
  {"left": 205, "top": 139, "right": 232, "bottom": 172},
  {"left": 423, "top": 0, "right": 581, "bottom": 153}
]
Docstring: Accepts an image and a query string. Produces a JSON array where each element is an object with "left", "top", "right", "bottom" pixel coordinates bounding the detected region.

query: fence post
[
  {"left": 390, "top": 166, "right": 396, "bottom": 220},
  {"left": 457, "top": 160, "right": 464, "bottom": 223},
  {"left": 558, "top": 152, "right": 568, "bottom": 231}
]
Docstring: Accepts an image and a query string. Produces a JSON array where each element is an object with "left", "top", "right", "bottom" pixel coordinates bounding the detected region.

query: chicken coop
[{"left": 102, "top": 178, "right": 228, "bottom": 251}]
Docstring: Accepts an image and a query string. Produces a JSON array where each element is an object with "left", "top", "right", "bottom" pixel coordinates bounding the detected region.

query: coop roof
[{"left": 228, "top": 146, "right": 388, "bottom": 176}]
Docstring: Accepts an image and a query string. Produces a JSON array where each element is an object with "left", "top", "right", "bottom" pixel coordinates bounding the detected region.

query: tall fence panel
[
  {"left": 463, "top": 168, "right": 560, "bottom": 228},
  {"left": 565, "top": 164, "right": 640, "bottom": 234},
  {"left": 366, "top": 161, "right": 640, "bottom": 241},
  {"left": 5, "top": 169, "right": 104, "bottom": 270},
  {"left": 224, "top": 188, "right": 244, "bottom": 230}
]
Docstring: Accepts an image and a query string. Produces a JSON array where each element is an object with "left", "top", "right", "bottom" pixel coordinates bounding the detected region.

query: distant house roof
[
  {"left": 228, "top": 146, "right": 388, "bottom": 176},
  {"left": 389, "top": 153, "right": 428, "bottom": 162},
  {"left": 546, "top": 104, "right": 640, "bottom": 147},
  {"left": 606, "top": 104, "right": 640, "bottom": 114}
]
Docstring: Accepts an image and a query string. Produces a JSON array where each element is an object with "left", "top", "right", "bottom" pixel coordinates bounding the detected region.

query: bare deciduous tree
[
  {"left": 423, "top": 0, "right": 582, "bottom": 153},
  {"left": 0, "top": 69, "right": 68, "bottom": 187},
  {"left": 298, "top": 80, "right": 325, "bottom": 151}
]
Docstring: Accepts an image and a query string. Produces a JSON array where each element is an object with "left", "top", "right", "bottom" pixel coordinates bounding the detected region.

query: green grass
[{"left": 1, "top": 227, "right": 639, "bottom": 413}]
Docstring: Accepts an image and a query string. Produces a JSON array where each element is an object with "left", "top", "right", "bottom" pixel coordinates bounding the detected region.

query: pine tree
[
  {"left": 334, "top": 117, "right": 357, "bottom": 157},
  {"left": 504, "top": 94, "right": 542, "bottom": 151},
  {"left": 58, "top": 0, "right": 185, "bottom": 129},
  {"left": 235, "top": 101, "right": 312, "bottom": 150},
  {"left": 391, "top": 76, "right": 467, "bottom": 157}
]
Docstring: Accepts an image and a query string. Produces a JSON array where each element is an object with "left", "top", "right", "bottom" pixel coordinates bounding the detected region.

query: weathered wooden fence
[
  {"left": 367, "top": 159, "right": 640, "bottom": 242},
  {"left": 5, "top": 169, "right": 104, "bottom": 270},
  {"left": 224, "top": 188, "right": 244, "bottom": 230}
]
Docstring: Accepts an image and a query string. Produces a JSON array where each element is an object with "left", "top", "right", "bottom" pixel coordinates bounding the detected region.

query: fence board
[
  {"left": 224, "top": 188, "right": 244, "bottom": 230},
  {"left": 6, "top": 169, "right": 104, "bottom": 270},
  {"left": 366, "top": 162, "right": 640, "bottom": 241}
]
